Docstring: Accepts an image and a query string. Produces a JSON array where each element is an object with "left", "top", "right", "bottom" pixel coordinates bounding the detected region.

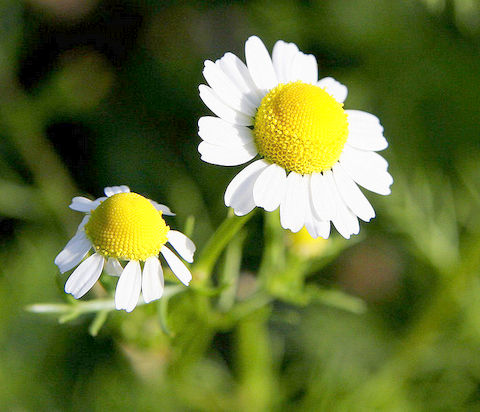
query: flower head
[
  {"left": 287, "top": 227, "right": 329, "bottom": 259},
  {"left": 55, "top": 186, "right": 196, "bottom": 312},
  {"left": 198, "top": 36, "right": 393, "bottom": 239}
]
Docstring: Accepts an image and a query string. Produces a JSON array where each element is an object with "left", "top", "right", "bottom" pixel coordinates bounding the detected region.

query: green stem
[
  {"left": 26, "top": 285, "right": 185, "bottom": 316},
  {"left": 257, "top": 210, "right": 285, "bottom": 284},
  {"left": 218, "top": 229, "right": 246, "bottom": 312},
  {"left": 227, "top": 292, "right": 273, "bottom": 323},
  {"left": 235, "top": 308, "right": 278, "bottom": 411},
  {"left": 193, "top": 209, "right": 255, "bottom": 284}
]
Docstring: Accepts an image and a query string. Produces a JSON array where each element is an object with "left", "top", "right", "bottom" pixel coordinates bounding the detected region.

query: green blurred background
[{"left": 1, "top": 0, "right": 480, "bottom": 410}]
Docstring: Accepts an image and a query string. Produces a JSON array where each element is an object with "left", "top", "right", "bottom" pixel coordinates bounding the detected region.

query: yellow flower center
[
  {"left": 84, "top": 192, "right": 169, "bottom": 261},
  {"left": 253, "top": 81, "right": 349, "bottom": 174}
]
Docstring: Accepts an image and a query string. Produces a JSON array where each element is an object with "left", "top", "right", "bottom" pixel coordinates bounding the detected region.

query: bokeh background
[{"left": 1, "top": 0, "right": 480, "bottom": 410}]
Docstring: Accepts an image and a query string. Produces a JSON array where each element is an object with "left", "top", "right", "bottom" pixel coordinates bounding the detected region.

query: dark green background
[{"left": 1, "top": 0, "right": 480, "bottom": 410}]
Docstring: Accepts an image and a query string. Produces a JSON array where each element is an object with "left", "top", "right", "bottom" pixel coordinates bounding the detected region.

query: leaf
[
  {"left": 158, "top": 296, "right": 172, "bottom": 336},
  {"left": 306, "top": 286, "right": 367, "bottom": 314},
  {"left": 89, "top": 310, "right": 109, "bottom": 336}
]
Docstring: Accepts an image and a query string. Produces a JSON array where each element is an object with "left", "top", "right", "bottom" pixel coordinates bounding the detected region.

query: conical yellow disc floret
[
  {"left": 253, "top": 81, "right": 349, "bottom": 174},
  {"left": 85, "top": 192, "right": 169, "bottom": 261}
]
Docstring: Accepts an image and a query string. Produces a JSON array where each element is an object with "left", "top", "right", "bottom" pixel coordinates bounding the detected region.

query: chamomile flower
[
  {"left": 55, "top": 186, "right": 195, "bottom": 312},
  {"left": 198, "top": 36, "right": 393, "bottom": 239}
]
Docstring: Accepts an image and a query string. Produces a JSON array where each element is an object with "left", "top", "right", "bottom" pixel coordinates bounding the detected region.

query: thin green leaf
[{"left": 89, "top": 310, "right": 109, "bottom": 336}]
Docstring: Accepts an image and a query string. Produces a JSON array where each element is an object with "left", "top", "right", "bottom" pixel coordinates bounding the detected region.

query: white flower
[
  {"left": 55, "top": 186, "right": 196, "bottom": 312},
  {"left": 198, "top": 36, "right": 393, "bottom": 239}
]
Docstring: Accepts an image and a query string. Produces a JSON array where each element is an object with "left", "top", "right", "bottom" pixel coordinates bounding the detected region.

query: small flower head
[
  {"left": 85, "top": 192, "right": 170, "bottom": 261},
  {"left": 287, "top": 227, "right": 329, "bottom": 258},
  {"left": 55, "top": 186, "right": 196, "bottom": 312},
  {"left": 198, "top": 36, "right": 393, "bottom": 239}
]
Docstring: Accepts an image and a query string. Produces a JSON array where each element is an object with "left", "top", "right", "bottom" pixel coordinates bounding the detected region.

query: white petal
[
  {"left": 199, "top": 141, "right": 257, "bottom": 166},
  {"left": 69, "top": 197, "right": 98, "bottom": 213},
  {"left": 161, "top": 246, "right": 192, "bottom": 286},
  {"left": 280, "top": 172, "right": 307, "bottom": 233},
  {"left": 317, "top": 77, "right": 348, "bottom": 103},
  {"left": 64, "top": 253, "right": 104, "bottom": 299},
  {"left": 339, "top": 146, "right": 393, "bottom": 195},
  {"left": 253, "top": 163, "right": 287, "bottom": 212},
  {"left": 310, "top": 172, "right": 336, "bottom": 221},
  {"left": 304, "top": 180, "right": 331, "bottom": 239},
  {"left": 343, "top": 145, "right": 388, "bottom": 170},
  {"left": 142, "top": 257, "right": 164, "bottom": 303},
  {"left": 104, "top": 185, "right": 130, "bottom": 197},
  {"left": 199, "top": 85, "right": 253, "bottom": 126},
  {"left": 346, "top": 110, "right": 388, "bottom": 151},
  {"left": 303, "top": 176, "right": 320, "bottom": 238},
  {"left": 272, "top": 40, "right": 299, "bottom": 84},
  {"left": 333, "top": 163, "right": 375, "bottom": 222},
  {"left": 90, "top": 197, "right": 107, "bottom": 209},
  {"left": 115, "top": 260, "right": 142, "bottom": 312},
  {"left": 149, "top": 200, "right": 175, "bottom": 216},
  {"left": 104, "top": 258, "right": 123, "bottom": 276},
  {"left": 291, "top": 52, "right": 318, "bottom": 84},
  {"left": 167, "top": 230, "right": 196, "bottom": 263},
  {"left": 55, "top": 231, "right": 92, "bottom": 274},
  {"left": 324, "top": 171, "right": 360, "bottom": 239},
  {"left": 77, "top": 215, "right": 90, "bottom": 232},
  {"left": 203, "top": 60, "right": 257, "bottom": 116},
  {"left": 306, "top": 218, "right": 331, "bottom": 240},
  {"left": 216, "top": 52, "right": 264, "bottom": 106},
  {"left": 224, "top": 160, "right": 269, "bottom": 216},
  {"left": 245, "top": 36, "right": 278, "bottom": 92},
  {"left": 198, "top": 116, "right": 254, "bottom": 147}
]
